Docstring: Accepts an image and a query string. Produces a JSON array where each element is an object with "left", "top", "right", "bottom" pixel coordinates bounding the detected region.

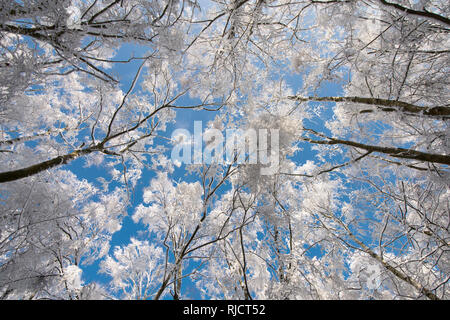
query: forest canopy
[{"left": 0, "top": 0, "right": 449, "bottom": 300}]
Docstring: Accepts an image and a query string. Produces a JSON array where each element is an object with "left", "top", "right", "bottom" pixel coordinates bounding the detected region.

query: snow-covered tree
[{"left": 0, "top": 0, "right": 448, "bottom": 300}]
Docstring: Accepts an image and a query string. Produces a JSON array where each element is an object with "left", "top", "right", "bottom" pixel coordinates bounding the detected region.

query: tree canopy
[{"left": 0, "top": 0, "right": 449, "bottom": 300}]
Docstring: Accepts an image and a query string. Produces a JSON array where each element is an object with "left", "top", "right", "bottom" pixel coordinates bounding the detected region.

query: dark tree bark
[
  {"left": 289, "top": 96, "right": 450, "bottom": 118},
  {"left": 302, "top": 128, "right": 450, "bottom": 165},
  {"left": 0, "top": 145, "right": 101, "bottom": 183}
]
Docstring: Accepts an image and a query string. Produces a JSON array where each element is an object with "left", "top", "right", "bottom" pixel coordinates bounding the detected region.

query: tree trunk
[
  {"left": 302, "top": 130, "right": 450, "bottom": 165},
  {"left": 0, "top": 146, "right": 100, "bottom": 183},
  {"left": 289, "top": 96, "right": 450, "bottom": 118}
]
